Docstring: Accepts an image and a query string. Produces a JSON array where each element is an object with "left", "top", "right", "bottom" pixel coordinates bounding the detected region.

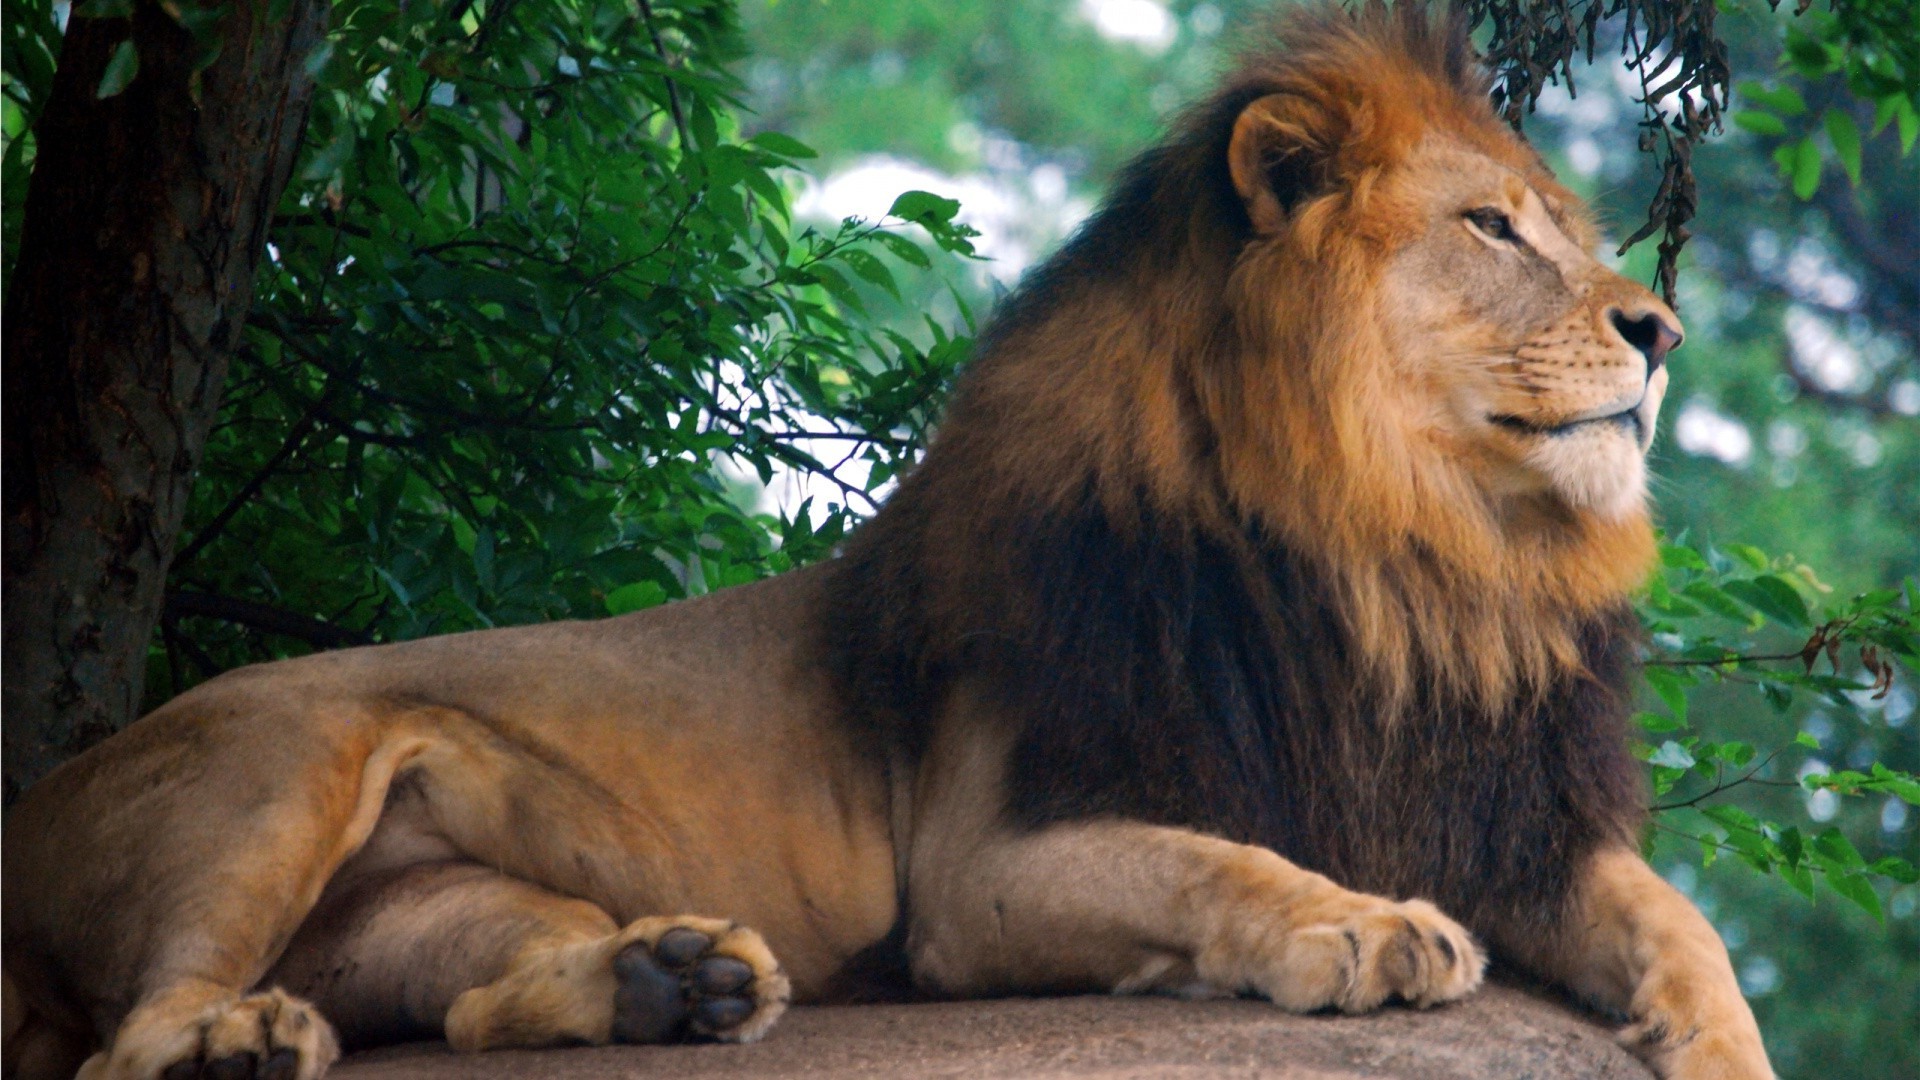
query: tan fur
[
  {"left": 4, "top": 8, "right": 1767, "bottom": 1080},
  {"left": 900, "top": 693, "right": 1485, "bottom": 1012},
  {"left": 4, "top": 568, "right": 885, "bottom": 1077},
  {"left": 1507, "top": 850, "right": 1775, "bottom": 1080},
  {"left": 444, "top": 916, "right": 788, "bottom": 1050},
  {"left": 1209, "top": 73, "right": 1673, "bottom": 713}
]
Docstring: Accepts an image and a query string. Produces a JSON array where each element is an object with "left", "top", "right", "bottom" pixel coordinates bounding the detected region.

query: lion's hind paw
[
  {"left": 78, "top": 988, "right": 338, "bottom": 1080},
  {"left": 610, "top": 916, "right": 790, "bottom": 1044},
  {"left": 1268, "top": 898, "right": 1484, "bottom": 1014}
]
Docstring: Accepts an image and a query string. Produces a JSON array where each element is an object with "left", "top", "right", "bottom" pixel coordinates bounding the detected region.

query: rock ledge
[{"left": 332, "top": 983, "right": 1652, "bottom": 1079}]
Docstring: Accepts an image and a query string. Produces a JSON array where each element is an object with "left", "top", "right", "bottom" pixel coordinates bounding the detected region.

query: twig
[
  {"left": 172, "top": 409, "right": 320, "bottom": 570},
  {"left": 636, "top": 0, "right": 691, "bottom": 150},
  {"left": 164, "top": 592, "right": 374, "bottom": 649}
]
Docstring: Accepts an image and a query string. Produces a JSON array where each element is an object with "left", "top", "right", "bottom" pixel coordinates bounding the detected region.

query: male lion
[{"left": 4, "top": 6, "right": 1773, "bottom": 1080}]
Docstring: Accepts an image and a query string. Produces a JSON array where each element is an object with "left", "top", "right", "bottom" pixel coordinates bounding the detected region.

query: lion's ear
[{"left": 1228, "top": 93, "right": 1339, "bottom": 235}]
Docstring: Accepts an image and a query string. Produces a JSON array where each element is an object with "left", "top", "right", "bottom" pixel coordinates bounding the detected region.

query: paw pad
[{"left": 610, "top": 922, "right": 787, "bottom": 1044}]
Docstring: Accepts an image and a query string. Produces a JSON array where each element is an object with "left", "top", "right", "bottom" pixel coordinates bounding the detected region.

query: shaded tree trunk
[{"left": 2, "top": 0, "right": 327, "bottom": 800}]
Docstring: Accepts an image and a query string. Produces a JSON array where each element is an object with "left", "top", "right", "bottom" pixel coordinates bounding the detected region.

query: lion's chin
[{"left": 1523, "top": 426, "right": 1651, "bottom": 521}]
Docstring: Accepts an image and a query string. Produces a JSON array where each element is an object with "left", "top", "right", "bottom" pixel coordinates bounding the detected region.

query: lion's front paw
[
  {"left": 608, "top": 917, "right": 791, "bottom": 1044},
  {"left": 1622, "top": 999, "right": 1774, "bottom": 1080},
  {"left": 78, "top": 988, "right": 339, "bottom": 1080},
  {"left": 1257, "top": 898, "right": 1485, "bottom": 1014}
]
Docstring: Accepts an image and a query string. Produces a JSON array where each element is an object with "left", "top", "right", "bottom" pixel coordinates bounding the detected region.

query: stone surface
[{"left": 331, "top": 984, "right": 1653, "bottom": 1079}]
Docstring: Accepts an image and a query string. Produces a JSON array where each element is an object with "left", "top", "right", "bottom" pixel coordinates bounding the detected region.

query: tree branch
[
  {"left": 164, "top": 591, "right": 373, "bottom": 649},
  {"left": 636, "top": 0, "right": 692, "bottom": 150}
]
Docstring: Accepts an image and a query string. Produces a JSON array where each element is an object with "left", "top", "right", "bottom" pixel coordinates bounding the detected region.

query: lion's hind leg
[
  {"left": 10, "top": 728, "right": 433, "bottom": 1080},
  {"left": 73, "top": 984, "right": 338, "bottom": 1080},
  {"left": 267, "top": 862, "right": 790, "bottom": 1053}
]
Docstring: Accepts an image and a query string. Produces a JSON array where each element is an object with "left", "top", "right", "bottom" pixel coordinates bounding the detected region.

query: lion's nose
[{"left": 1608, "top": 306, "right": 1683, "bottom": 378}]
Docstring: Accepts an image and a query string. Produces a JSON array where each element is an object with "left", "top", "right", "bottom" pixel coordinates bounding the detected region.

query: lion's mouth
[{"left": 1489, "top": 407, "right": 1642, "bottom": 441}]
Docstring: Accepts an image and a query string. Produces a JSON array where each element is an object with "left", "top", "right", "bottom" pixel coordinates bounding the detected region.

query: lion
[{"left": 3, "top": 6, "right": 1773, "bottom": 1080}]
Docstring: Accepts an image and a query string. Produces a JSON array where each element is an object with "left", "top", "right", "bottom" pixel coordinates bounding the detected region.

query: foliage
[
  {"left": 1462, "top": 0, "right": 1919, "bottom": 304},
  {"left": 1732, "top": 1, "right": 1920, "bottom": 199},
  {"left": 1640, "top": 538, "right": 1919, "bottom": 920},
  {"left": 6, "top": 0, "right": 977, "bottom": 691}
]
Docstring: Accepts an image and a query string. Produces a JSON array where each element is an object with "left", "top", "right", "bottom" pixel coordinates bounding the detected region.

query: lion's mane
[{"left": 828, "top": 5, "right": 1649, "bottom": 939}]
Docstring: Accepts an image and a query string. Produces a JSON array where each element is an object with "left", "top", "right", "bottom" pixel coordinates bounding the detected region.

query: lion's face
[{"left": 1380, "top": 141, "right": 1682, "bottom": 520}]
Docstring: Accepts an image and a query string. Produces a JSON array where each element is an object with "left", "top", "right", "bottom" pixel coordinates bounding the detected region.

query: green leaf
[
  {"left": 605, "top": 581, "right": 668, "bottom": 616},
  {"left": 1784, "top": 30, "right": 1839, "bottom": 77},
  {"left": 873, "top": 230, "right": 932, "bottom": 268},
  {"left": 888, "top": 189, "right": 961, "bottom": 225},
  {"left": 840, "top": 248, "right": 899, "bottom": 299},
  {"left": 1764, "top": 682, "right": 1796, "bottom": 714},
  {"left": 689, "top": 98, "right": 719, "bottom": 152},
  {"left": 1737, "top": 81, "right": 1806, "bottom": 117},
  {"left": 1779, "top": 826, "right": 1805, "bottom": 869},
  {"left": 1732, "top": 110, "right": 1788, "bottom": 137},
  {"left": 1787, "top": 136, "right": 1822, "bottom": 200},
  {"left": 1711, "top": 741, "right": 1756, "bottom": 768},
  {"left": 1703, "top": 804, "right": 1760, "bottom": 833},
  {"left": 1872, "top": 94, "right": 1900, "bottom": 137},
  {"left": 96, "top": 39, "right": 140, "bottom": 99},
  {"left": 1794, "top": 730, "right": 1821, "bottom": 749},
  {"left": 809, "top": 263, "right": 866, "bottom": 314},
  {"left": 1868, "top": 764, "right": 1920, "bottom": 805},
  {"left": 1723, "top": 575, "right": 1811, "bottom": 629},
  {"left": 1897, "top": 96, "right": 1919, "bottom": 155},
  {"left": 1811, "top": 827, "right": 1866, "bottom": 870},
  {"left": 1723, "top": 544, "right": 1770, "bottom": 572},
  {"left": 1867, "top": 857, "right": 1919, "bottom": 885},
  {"left": 1635, "top": 710, "right": 1685, "bottom": 735},
  {"left": 1660, "top": 543, "right": 1710, "bottom": 571},
  {"left": 1824, "top": 871, "right": 1884, "bottom": 922},
  {"left": 1824, "top": 109, "right": 1862, "bottom": 186},
  {"left": 1782, "top": 859, "right": 1816, "bottom": 900},
  {"left": 1682, "top": 581, "right": 1752, "bottom": 622},
  {"left": 1644, "top": 666, "right": 1691, "bottom": 725},
  {"left": 747, "top": 131, "right": 818, "bottom": 159}
]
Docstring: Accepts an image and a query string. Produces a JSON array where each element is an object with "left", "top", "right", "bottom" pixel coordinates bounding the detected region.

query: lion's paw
[
  {"left": 77, "top": 988, "right": 339, "bottom": 1080},
  {"left": 1620, "top": 978, "right": 1774, "bottom": 1080},
  {"left": 1263, "top": 898, "right": 1484, "bottom": 1014},
  {"left": 446, "top": 913, "right": 790, "bottom": 1051},
  {"left": 609, "top": 916, "right": 791, "bottom": 1044}
]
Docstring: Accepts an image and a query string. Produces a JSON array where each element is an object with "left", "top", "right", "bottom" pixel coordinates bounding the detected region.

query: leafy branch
[{"left": 1637, "top": 536, "right": 1920, "bottom": 920}]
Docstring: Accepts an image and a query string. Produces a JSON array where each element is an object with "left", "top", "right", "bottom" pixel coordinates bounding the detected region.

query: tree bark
[{"left": 2, "top": 0, "right": 327, "bottom": 801}]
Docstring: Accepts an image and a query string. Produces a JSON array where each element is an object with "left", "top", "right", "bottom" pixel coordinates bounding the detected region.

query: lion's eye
[{"left": 1465, "top": 208, "right": 1518, "bottom": 244}]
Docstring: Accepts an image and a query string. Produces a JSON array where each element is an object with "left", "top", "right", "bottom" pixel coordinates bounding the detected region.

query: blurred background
[{"left": 728, "top": 1, "right": 1919, "bottom": 1072}]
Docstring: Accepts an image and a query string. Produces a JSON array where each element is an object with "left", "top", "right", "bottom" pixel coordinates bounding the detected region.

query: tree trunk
[{"left": 2, "top": 0, "right": 327, "bottom": 801}]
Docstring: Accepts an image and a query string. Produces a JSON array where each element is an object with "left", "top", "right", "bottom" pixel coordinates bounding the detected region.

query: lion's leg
[
  {"left": 266, "top": 861, "right": 790, "bottom": 1052},
  {"left": 1510, "top": 847, "right": 1772, "bottom": 1080},
  {"left": 30, "top": 735, "right": 436, "bottom": 1080},
  {"left": 907, "top": 817, "right": 1484, "bottom": 1011}
]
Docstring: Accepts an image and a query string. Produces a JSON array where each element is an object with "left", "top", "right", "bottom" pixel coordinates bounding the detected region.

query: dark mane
[{"left": 823, "top": 2, "right": 1647, "bottom": 942}]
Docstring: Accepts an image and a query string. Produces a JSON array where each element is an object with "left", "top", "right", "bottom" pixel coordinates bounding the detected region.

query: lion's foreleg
[
  {"left": 906, "top": 819, "right": 1483, "bottom": 1011},
  {"left": 1521, "top": 847, "right": 1773, "bottom": 1080}
]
